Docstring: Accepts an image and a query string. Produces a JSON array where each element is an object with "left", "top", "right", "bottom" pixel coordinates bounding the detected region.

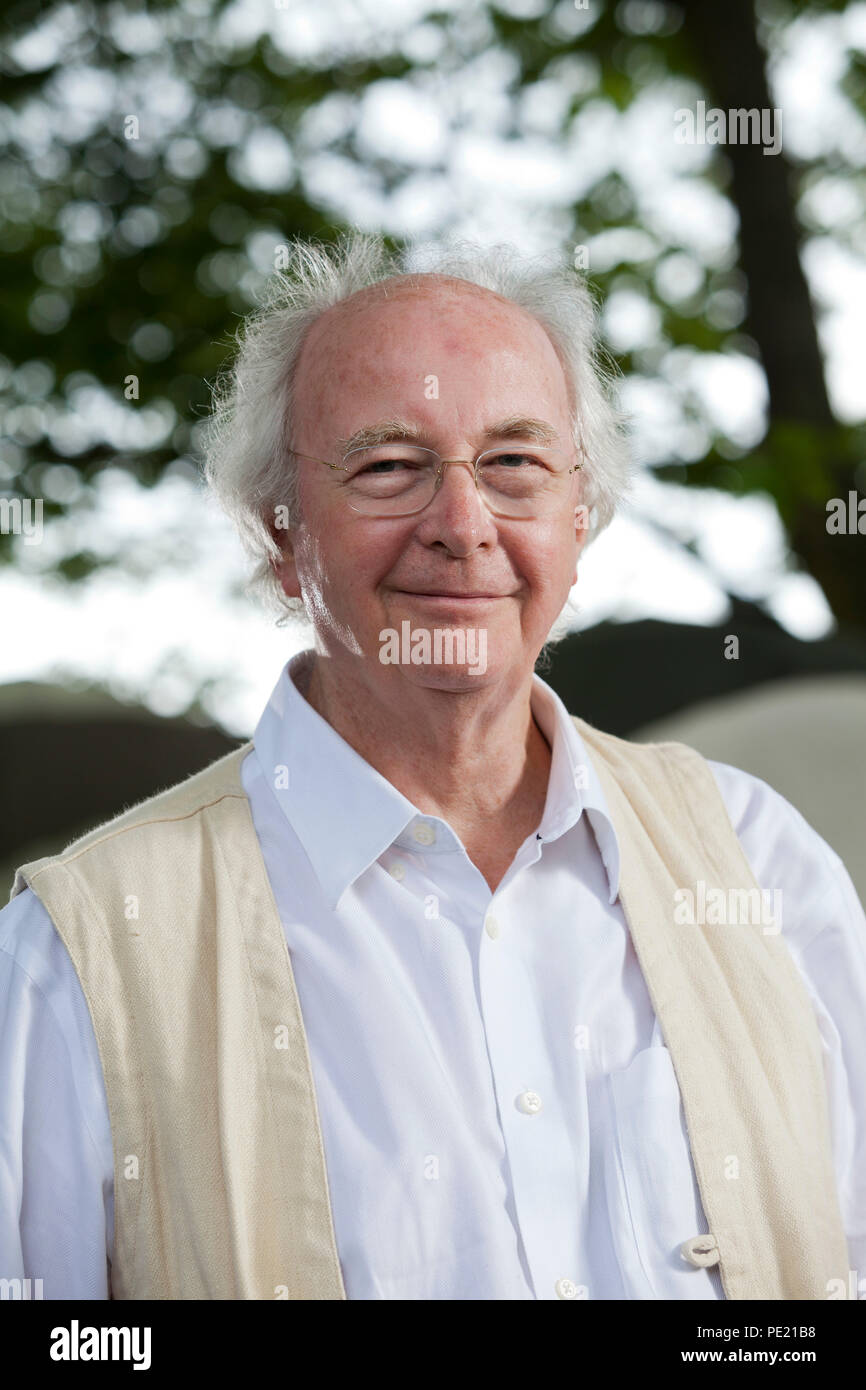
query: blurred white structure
[{"left": 633, "top": 673, "right": 866, "bottom": 906}]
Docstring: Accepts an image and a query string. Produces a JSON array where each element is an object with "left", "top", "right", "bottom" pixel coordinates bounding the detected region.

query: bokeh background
[{"left": 1, "top": 0, "right": 865, "bottom": 896}]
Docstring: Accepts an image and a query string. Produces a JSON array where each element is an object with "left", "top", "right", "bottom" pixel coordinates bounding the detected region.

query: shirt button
[
  {"left": 412, "top": 822, "right": 436, "bottom": 845},
  {"left": 555, "top": 1277, "right": 579, "bottom": 1300},
  {"left": 484, "top": 914, "right": 500, "bottom": 939},
  {"left": 516, "top": 1090, "right": 543, "bottom": 1115},
  {"left": 389, "top": 861, "right": 406, "bottom": 881}
]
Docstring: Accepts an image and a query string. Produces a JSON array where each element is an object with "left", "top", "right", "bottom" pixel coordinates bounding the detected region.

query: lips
[{"left": 397, "top": 589, "right": 509, "bottom": 599}]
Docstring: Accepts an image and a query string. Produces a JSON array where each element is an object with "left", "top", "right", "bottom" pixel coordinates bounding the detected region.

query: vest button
[{"left": 680, "top": 1234, "right": 720, "bottom": 1267}]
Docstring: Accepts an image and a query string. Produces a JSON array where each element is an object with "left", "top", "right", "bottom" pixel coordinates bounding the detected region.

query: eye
[
  {"left": 357, "top": 457, "right": 420, "bottom": 475},
  {"left": 486, "top": 451, "right": 547, "bottom": 469}
]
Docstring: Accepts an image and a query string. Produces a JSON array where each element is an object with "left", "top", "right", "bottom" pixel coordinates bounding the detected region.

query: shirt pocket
[{"left": 603, "top": 1042, "right": 724, "bottom": 1300}]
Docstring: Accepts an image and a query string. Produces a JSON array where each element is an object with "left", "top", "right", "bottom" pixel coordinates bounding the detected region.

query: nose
[{"left": 414, "top": 457, "right": 497, "bottom": 552}]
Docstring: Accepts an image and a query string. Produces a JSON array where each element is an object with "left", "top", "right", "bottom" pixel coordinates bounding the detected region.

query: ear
[
  {"left": 575, "top": 501, "right": 591, "bottom": 548},
  {"left": 568, "top": 502, "right": 589, "bottom": 585},
  {"left": 269, "top": 521, "right": 302, "bottom": 601}
]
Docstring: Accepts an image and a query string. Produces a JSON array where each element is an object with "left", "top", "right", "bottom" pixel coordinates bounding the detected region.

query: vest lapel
[{"left": 221, "top": 744, "right": 347, "bottom": 1299}]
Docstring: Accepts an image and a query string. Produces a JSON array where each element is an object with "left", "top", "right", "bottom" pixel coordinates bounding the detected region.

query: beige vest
[{"left": 11, "top": 716, "right": 850, "bottom": 1300}]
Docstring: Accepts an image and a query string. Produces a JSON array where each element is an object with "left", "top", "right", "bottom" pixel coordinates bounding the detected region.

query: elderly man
[{"left": 1, "top": 234, "right": 864, "bottom": 1302}]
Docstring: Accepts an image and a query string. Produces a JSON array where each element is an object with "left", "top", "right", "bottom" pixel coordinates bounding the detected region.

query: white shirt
[{"left": 1, "top": 650, "right": 864, "bottom": 1300}]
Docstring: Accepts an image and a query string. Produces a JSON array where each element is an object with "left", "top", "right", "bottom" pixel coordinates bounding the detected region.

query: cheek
[
  {"left": 297, "top": 509, "right": 406, "bottom": 609},
  {"left": 519, "top": 524, "right": 578, "bottom": 591}
]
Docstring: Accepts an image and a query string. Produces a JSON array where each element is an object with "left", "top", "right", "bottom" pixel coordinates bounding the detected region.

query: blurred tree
[
  {"left": 1, "top": 0, "right": 864, "bottom": 623},
  {"left": 662, "top": 0, "right": 866, "bottom": 624}
]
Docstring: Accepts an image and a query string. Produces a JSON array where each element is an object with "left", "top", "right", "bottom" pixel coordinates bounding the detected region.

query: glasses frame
[{"left": 285, "top": 444, "right": 584, "bottom": 519}]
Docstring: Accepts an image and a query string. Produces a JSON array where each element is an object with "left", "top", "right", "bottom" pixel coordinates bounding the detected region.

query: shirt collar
[{"left": 252, "top": 648, "right": 620, "bottom": 910}]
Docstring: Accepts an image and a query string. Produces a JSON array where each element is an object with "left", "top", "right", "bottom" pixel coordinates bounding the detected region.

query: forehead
[
  {"left": 292, "top": 275, "right": 571, "bottom": 418},
  {"left": 314, "top": 273, "right": 534, "bottom": 329}
]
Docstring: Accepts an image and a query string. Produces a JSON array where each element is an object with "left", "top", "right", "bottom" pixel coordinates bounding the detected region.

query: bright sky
[{"left": 2, "top": 0, "right": 863, "bottom": 735}]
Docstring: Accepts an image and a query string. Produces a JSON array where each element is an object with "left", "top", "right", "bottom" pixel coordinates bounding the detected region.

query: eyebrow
[{"left": 337, "top": 415, "right": 561, "bottom": 457}]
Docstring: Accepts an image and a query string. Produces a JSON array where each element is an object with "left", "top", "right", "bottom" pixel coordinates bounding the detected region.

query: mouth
[{"left": 394, "top": 590, "right": 509, "bottom": 603}]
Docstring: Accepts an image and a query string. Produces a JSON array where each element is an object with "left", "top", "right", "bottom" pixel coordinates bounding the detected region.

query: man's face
[{"left": 274, "top": 276, "right": 588, "bottom": 691}]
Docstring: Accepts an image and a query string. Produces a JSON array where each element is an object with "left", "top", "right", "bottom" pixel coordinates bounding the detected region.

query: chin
[
  {"left": 396, "top": 663, "right": 495, "bottom": 691},
  {"left": 375, "top": 613, "right": 499, "bottom": 681}
]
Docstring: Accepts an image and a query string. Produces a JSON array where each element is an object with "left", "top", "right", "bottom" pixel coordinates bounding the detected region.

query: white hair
[{"left": 201, "top": 230, "right": 633, "bottom": 633}]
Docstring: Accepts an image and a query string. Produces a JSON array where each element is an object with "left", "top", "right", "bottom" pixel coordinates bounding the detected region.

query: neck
[{"left": 301, "top": 650, "right": 552, "bottom": 841}]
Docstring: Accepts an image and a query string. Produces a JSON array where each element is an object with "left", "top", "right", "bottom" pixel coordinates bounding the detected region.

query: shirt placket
[{"left": 477, "top": 845, "right": 585, "bottom": 1301}]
